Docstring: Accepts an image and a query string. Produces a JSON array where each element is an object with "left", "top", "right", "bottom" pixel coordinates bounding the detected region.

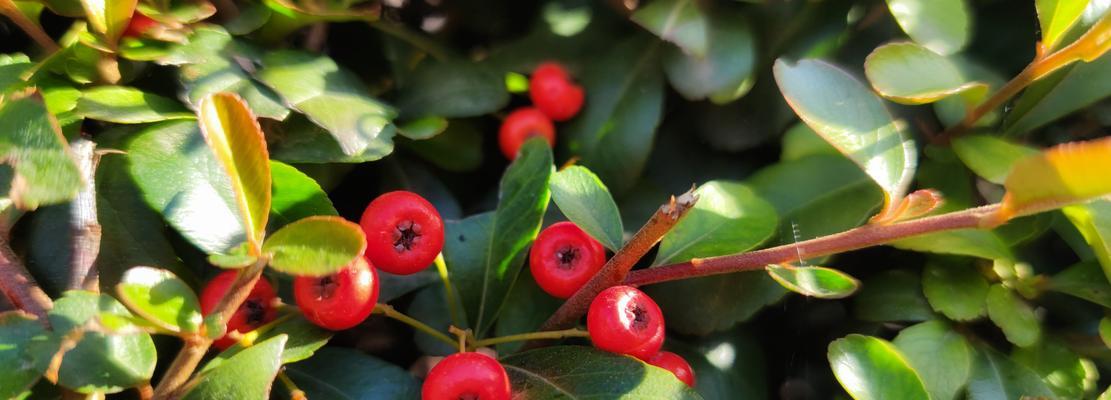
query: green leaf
[
  {"left": 283, "top": 348, "right": 420, "bottom": 399},
  {"left": 1004, "top": 51, "right": 1111, "bottom": 135},
  {"left": 999, "top": 138, "right": 1111, "bottom": 220},
  {"left": 922, "top": 259, "right": 989, "bottom": 320},
  {"left": 853, "top": 270, "right": 935, "bottom": 322},
  {"left": 773, "top": 59, "right": 915, "bottom": 212},
  {"left": 256, "top": 51, "right": 397, "bottom": 157},
  {"left": 208, "top": 243, "right": 257, "bottom": 269},
  {"left": 493, "top": 268, "right": 561, "bottom": 355},
  {"left": 660, "top": 8, "right": 754, "bottom": 101},
  {"left": 501, "top": 346, "right": 702, "bottom": 399},
  {"left": 1062, "top": 200, "right": 1111, "bottom": 283},
  {"left": 864, "top": 42, "right": 986, "bottom": 105},
  {"left": 549, "top": 165, "right": 624, "bottom": 251},
  {"left": 780, "top": 124, "right": 839, "bottom": 161},
  {"left": 80, "top": 0, "right": 137, "bottom": 46},
  {"left": 397, "top": 116, "right": 448, "bottom": 140},
  {"left": 986, "top": 284, "right": 1041, "bottom": 348},
  {"left": 408, "top": 286, "right": 456, "bottom": 356},
  {"left": 207, "top": 317, "right": 331, "bottom": 367},
  {"left": 267, "top": 115, "right": 396, "bottom": 164},
  {"left": 268, "top": 160, "right": 337, "bottom": 230},
  {"left": 1038, "top": 0, "right": 1092, "bottom": 49},
  {"left": 444, "top": 139, "right": 553, "bottom": 333},
  {"left": 74, "top": 86, "right": 193, "bottom": 123},
  {"left": 667, "top": 329, "right": 768, "bottom": 400},
  {"left": 631, "top": 0, "right": 708, "bottom": 57},
  {"left": 767, "top": 264, "right": 860, "bottom": 299},
  {"left": 395, "top": 59, "right": 508, "bottom": 118},
  {"left": 893, "top": 321, "right": 974, "bottom": 400},
  {"left": 951, "top": 135, "right": 1038, "bottom": 184},
  {"left": 182, "top": 334, "right": 286, "bottom": 400},
  {"left": 1100, "top": 317, "right": 1111, "bottom": 348},
  {"left": 49, "top": 291, "right": 156, "bottom": 394},
  {"left": 0, "top": 312, "right": 53, "bottom": 399},
  {"left": 1048, "top": 261, "right": 1111, "bottom": 307},
  {"left": 891, "top": 229, "right": 1013, "bottom": 260},
  {"left": 967, "top": 346, "right": 1058, "bottom": 400},
  {"left": 0, "top": 54, "right": 32, "bottom": 94},
  {"left": 827, "top": 334, "right": 929, "bottom": 400},
  {"left": 646, "top": 181, "right": 779, "bottom": 335},
  {"left": 1013, "top": 337, "right": 1099, "bottom": 398},
  {"left": 883, "top": 0, "right": 971, "bottom": 55},
  {"left": 115, "top": 266, "right": 203, "bottom": 333},
  {"left": 401, "top": 119, "right": 483, "bottom": 172},
  {"left": 262, "top": 216, "right": 366, "bottom": 277},
  {"left": 564, "top": 36, "right": 663, "bottom": 194},
  {"left": 0, "top": 91, "right": 81, "bottom": 210}
]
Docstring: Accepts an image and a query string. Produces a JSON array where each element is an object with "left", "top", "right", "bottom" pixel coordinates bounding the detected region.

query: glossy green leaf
[
  {"left": 502, "top": 346, "right": 701, "bottom": 399},
  {"left": 773, "top": 58, "right": 915, "bottom": 211},
  {"left": 1047, "top": 261, "right": 1111, "bottom": 307},
  {"left": 207, "top": 317, "right": 331, "bottom": 367},
  {"left": 853, "top": 270, "right": 935, "bottom": 322},
  {"left": 1038, "top": 0, "right": 1092, "bottom": 49},
  {"left": 80, "top": 0, "right": 137, "bottom": 45},
  {"left": 395, "top": 59, "right": 508, "bottom": 118},
  {"left": 397, "top": 116, "right": 448, "bottom": 140},
  {"left": 268, "top": 161, "right": 337, "bottom": 230},
  {"left": 74, "top": 86, "right": 193, "bottom": 123},
  {"left": 951, "top": 135, "right": 1038, "bottom": 184},
  {"left": 967, "top": 346, "right": 1058, "bottom": 400},
  {"left": 1062, "top": 200, "right": 1111, "bottom": 283},
  {"left": 660, "top": 7, "right": 754, "bottom": 101},
  {"left": 986, "top": 284, "right": 1041, "bottom": 348},
  {"left": 115, "top": 266, "right": 203, "bottom": 333},
  {"left": 1013, "top": 337, "right": 1099, "bottom": 398},
  {"left": 864, "top": 42, "right": 986, "bottom": 104},
  {"left": 261, "top": 216, "right": 366, "bottom": 277},
  {"left": 0, "top": 312, "right": 53, "bottom": 399},
  {"left": 999, "top": 137, "right": 1111, "bottom": 220},
  {"left": 208, "top": 243, "right": 257, "bottom": 269},
  {"left": 827, "top": 334, "right": 929, "bottom": 400},
  {"left": 0, "top": 91, "right": 81, "bottom": 210},
  {"left": 408, "top": 286, "right": 457, "bottom": 356},
  {"left": 891, "top": 229, "right": 1013, "bottom": 260},
  {"left": 922, "top": 259, "right": 989, "bottom": 320},
  {"left": 0, "top": 54, "right": 32, "bottom": 94},
  {"left": 282, "top": 348, "right": 420, "bottom": 400},
  {"left": 893, "top": 321, "right": 973, "bottom": 400},
  {"left": 884, "top": 0, "right": 971, "bottom": 55},
  {"left": 444, "top": 139, "right": 552, "bottom": 334},
  {"left": 257, "top": 51, "right": 397, "bottom": 157},
  {"left": 1004, "top": 51, "right": 1111, "bottom": 135},
  {"left": 49, "top": 291, "right": 156, "bottom": 394},
  {"left": 267, "top": 115, "right": 395, "bottom": 164},
  {"left": 766, "top": 264, "right": 860, "bottom": 299},
  {"left": 493, "top": 268, "right": 561, "bottom": 355},
  {"left": 631, "top": 0, "right": 708, "bottom": 57},
  {"left": 182, "top": 334, "right": 286, "bottom": 400},
  {"left": 564, "top": 36, "right": 663, "bottom": 194},
  {"left": 550, "top": 166, "right": 624, "bottom": 251}
]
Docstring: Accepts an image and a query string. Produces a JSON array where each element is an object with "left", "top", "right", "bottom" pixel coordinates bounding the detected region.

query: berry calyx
[
  {"left": 199, "top": 270, "right": 278, "bottom": 350},
  {"left": 360, "top": 191, "right": 445, "bottom": 275},
  {"left": 498, "top": 107, "right": 555, "bottom": 160},
  {"left": 529, "top": 221, "right": 607, "bottom": 299},
  {"left": 294, "top": 256, "right": 379, "bottom": 330},
  {"left": 421, "top": 352, "right": 511, "bottom": 400},
  {"left": 647, "top": 351, "right": 696, "bottom": 387},
  {"left": 587, "top": 285, "right": 665, "bottom": 360},
  {"left": 123, "top": 12, "right": 160, "bottom": 38},
  {"left": 529, "top": 62, "right": 584, "bottom": 121}
]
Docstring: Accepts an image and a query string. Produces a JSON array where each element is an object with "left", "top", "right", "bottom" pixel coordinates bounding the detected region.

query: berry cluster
[{"left": 499, "top": 62, "right": 585, "bottom": 160}]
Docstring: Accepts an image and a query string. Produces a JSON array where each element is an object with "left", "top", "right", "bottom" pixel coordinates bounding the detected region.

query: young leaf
[
  {"left": 631, "top": 0, "right": 708, "bottom": 57},
  {"left": 766, "top": 264, "right": 860, "bottom": 299},
  {"left": 49, "top": 291, "right": 157, "bottom": 394},
  {"left": 1061, "top": 200, "right": 1111, "bottom": 283},
  {"left": 864, "top": 42, "right": 987, "bottom": 104},
  {"left": 827, "top": 334, "right": 930, "bottom": 400},
  {"left": 0, "top": 312, "right": 53, "bottom": 399},
  {"left": 549, "top": 165, "right": 624, "bottom": 251},
  {"left": 74, "top": 86, "right": 193, "bottom": 123},
  {"left": 182, "top": 334, "right": 286, "bottom": 400},
  {"left": 967, "top": 346, "right": 1058, "bottom": 400},
  {"left": 501, "top": 346, "right": 701, "bottom": 399},
  {"left": 116, "top": 266, "right": 203, "bottom": 333},
  {"left": 773, "top": 59, "right": 916, "bottom": 215},
  {"left": 80, "top": 0, "right": 137, "bottom": 46},
  {"left": 997, "top": 137, "right": 1111, "bottom": 221},
  {"left": 283, "top": 348, "right": 420, "bottom": 400},
  {"left": 986, "top": 284, "right": 1041, "bottom": 348},
  {"left": 0, "top": 91, "right": 81, "bottom": 210},
  {"left": 951, "top": 135, "right": 1038, "bottom": 184},
  {"left": 1004, "top": 51, "right": 1111, "bottom": 135},
  {"left": 261, "top": 216, "right": 366, "bottom": 277},
  {"left": 893, "top": 321, "right": 973, "bottom": 400},
  {"left": 884, "top": 0, "right": 971, "bottom": 55},
  {"left": 661, "top": 8, "right": 756, "bottom": 101},
  {"left": 1037, "top": 0, "right": 1092, "bottom": 50},
  {"left": 922, "top": 260, "right": 989, "bottom": 320}
]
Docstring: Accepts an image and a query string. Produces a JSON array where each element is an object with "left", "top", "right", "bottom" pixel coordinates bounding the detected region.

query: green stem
[
  {"left": 373, "top": 303, "right": 456, "bottom": 348},
  {"left": 277, "top": 372, "right": 306, "bottom": 400},
  {"left": 433, "top": 253, "right": 463, "bottom": 328},
  {"left": 472, "top": 328, "right": 590, "bottom": 349}
]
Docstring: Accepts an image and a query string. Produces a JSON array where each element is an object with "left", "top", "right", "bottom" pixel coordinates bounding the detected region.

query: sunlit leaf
[
  {"left": 986, "top": 284, "right": 1041, "bottom": 348},
  {"left": 951, "top": 135, "right": 1038, "bottom": 184},
  {"left": 549, "top": 165, "right": 624, "bottom": 251},
  {"left": 893, "top": 321, "right": 973, "bottom": 400},
  {"left": 0, "top": 90, "right": 81, "bottom": 210},
  {"left": 74, "top": 86, "right": 193, "bottom": 123},
  {"left": 116, "top": 266, "right": 203, "bottom": 333},
  {"left": 766, "top": 264, "right": 860, "bottom": 299},
  {"left": 631, "top": 0, "right": 708, "bottom": 57},
  {"left": 182, "top": 334, "right": 286, "bottom": 400},
  {"left": 827, "top": 334, "right": 929, "bottom": 400},
  {"left": 261, "top": 216, "right": 366, "bottom": 277},
  {"left": 1038, "top": 0, "right": 1092, "bottom": 49},
  {"left": 864, "top": 42, "right": 987, "bottom": 104},
  {"left": 884, "top": 0, "right": 971, "bottom": 55},
  {"left": 80, "top": 0, "right": 137, "bottom": 46},
  {"left": 1062, "top": 199, "right": 1111, "bottom": 283},
  {"left": 998, "top": 137, "right": 1111, "bottom": 221}
]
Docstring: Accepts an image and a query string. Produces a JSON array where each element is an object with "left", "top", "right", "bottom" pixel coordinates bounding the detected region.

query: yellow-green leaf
[
  {"left": 197, "top": 92, "right": 272, "bottom": 254},
  {"left": 1038, "top": 0, "right": 1092, "bottom": 50},
  {"left": 261, "top": 216, "right": 366, "bottom": 277},
  {"left": 864, "top": 42, "right": 987, "bottom": 105},
  {"left": 0, "top": 90, "right": 81, "bottom": 210},
  {"left": 80, "top": 0, "right": 138, "bottom": 46},
  {"left": 998, "top": 137, "right": 1111, "bottom": 221}
]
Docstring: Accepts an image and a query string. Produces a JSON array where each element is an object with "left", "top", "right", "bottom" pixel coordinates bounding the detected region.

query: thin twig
[
  {"left": 277, "top": 371, "right": 306, "bottom": 400},
  {"left": 68, "top": 139, "right": 102, "bottom": 292},
  {"left": 0, "top": 0, "right": 59, "bottom": 52},
  {"left": 0, "top": 236, "right": 53, "bottom": 327},
  {"left": 472, "top": 328, "right": 589, "bottom": 349},
  {"left": 433, "top": 253, "right": 462, "bottom": 328},
  {"left": 373, "top": 303, "right": 457, "bottom": 348},
  {"left": 304, "top": 23, "right": 328, "bottom": 52}
]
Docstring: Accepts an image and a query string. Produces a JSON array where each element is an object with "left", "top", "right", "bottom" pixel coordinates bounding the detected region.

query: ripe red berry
[
  {"left": 587, "top": 285, "right": 665, "bottom": 360},
  {"left": 360, "top": 191, "right": 445, "bottom": 275},
  {"left": 529, "top": 221, "right": 607, "bottom": 299},
  {"left": 647, "top": 351, "right": 696, "bottom": 387},
  {"left": 422, "top": 352, "right": 511, "bottom": 400},
  {"left": 294, "top": 256, "right": 379, "bottom": 330},
  {"left": 529, "top": 62, "right": 584, "bottom": 121},
  {"left": 199, "top": 271, "right": 278, "bottom": 349},
  {"left": 498, "top": 107, "right": 555, "bottom": 160},
  {"left": 123, "top": 12, "right": 159, "bottom": 38}
]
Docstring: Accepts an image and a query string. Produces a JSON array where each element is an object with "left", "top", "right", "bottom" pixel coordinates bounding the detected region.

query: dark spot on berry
[
  {"left": 458, "top": 394, "right": 479, "bottom": 400},
  {"left": 555, "top": 246, "right": 579, "bottom": 269},
  {"left": 626, "top": 302, "right": 649, "bottom": 330},
  {"left": 315, "top": 276, "right": 338, "bottom": 301},
  {"left": 393, "top": 220, "right": 423, "bottom": 253},
  {"left": 244, "top": 299, "right": 267, "bottom": 325}
]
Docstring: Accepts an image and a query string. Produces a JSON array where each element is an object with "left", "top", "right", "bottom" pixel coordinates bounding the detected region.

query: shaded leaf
[
  {"left": 766, "top": 264, "right": 860, "bottom": 299},
  {"left": 667, "top": 329, "right": 768, "bottom": 400},
  {"left": 501, "top": 346, "right": 701, "bottom": 399},
  {"left": 864, "top": 42, "right": 986, "bottom": 105},
  {"left": 549, "top": 165, "right": 624, "bottom": 251},
  {"left": 116, "top": 266, "right": 203, "bottom": 333},
  {"left": 884, "top": 0, "right": 971, "bottom": 55},
  {"left": 262, "top": 216, "right": 366, "bottom": 277},
  {"left": 922, "top": 259, "right": 989, "bottom": 320},
  {"left": 1047, "top": 261, "right": 1111, "bottom": 308},
  {"left": 950, "top": 135, "right": 1038, "bottom": 184},
  {"left": 493, "top": 268, "right": 562, "bottom": 355},
  {"left": 661, "top": 8, "right": 755, "bottom": 102},
  {"left": 74, "top": 86, "right": 192, "bottom": 123},
  {"left": 631, "top": 0, "right": 708, "bottom": 57},
  {"left": 0, "top": 91, "right": 81, "bottom": 210},
  {"left": 283, "top": 348, "right": 420, "bottom": 400},
  {"left": 853, "top": 270, "right": 935, "bottom": 322},
  {"left": 395, "top": 60, "right": 508, "bottom": 118},
  {"left": 891, "top": 229, "right": 1013, "bottom": 260},
  {"left": 827, "top": 334, "right": 929, "bottom": 400},
  {"left": 893, "top": 321, "right": 973, "bottom": 400},
  {"left": 967, "top": 345, "right": 1057, "bottom": 400},
  {"left": 986, "top": 284, "right": 1041, "bottom": 348},
  {"left": 402, "top": 120, "right": 483, "bottom": 172},
  {"left": 1013, "top": 337, "right": 1099, "bottom": 398},
  {"left": 397, "top": 116, "right": 448, "bottom": 140},
  {"left": 182, "top": 334, "right": 286, "bottom": 400}
]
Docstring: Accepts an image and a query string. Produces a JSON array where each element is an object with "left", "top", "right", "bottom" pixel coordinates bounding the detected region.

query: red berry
[
  {"left": 647, "top": 351, "right": 696, "bottom": 387},
  {"left": 294, "top": 256, "right": 379, "bottom": 330},
  {"left": 199, "top": 271, "right": 278, "bottom": 350},
  {"left": 123, "top": 12, "right": 159, "bottom": 38},
  {"left": 360, "top": 191, "right": 445, "bottom": 275},
  {"left": 529, "top": 221, "right": 607, "bottom": 299},
  {"left": 587, "top": 285, "right": 665, "bottom": 360},
  {"left": 529, "top": 62, "right": 584, "bottom": 121},
  {"left": 422, "top": 352, "right": 511, "bottom": 400},
  {"left": 498, "top": 107, "right": 555, "bottom": 160}
]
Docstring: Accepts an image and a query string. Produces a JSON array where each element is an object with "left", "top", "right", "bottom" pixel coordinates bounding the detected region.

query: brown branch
[
  {"left": 624, "top": 204, "right": 1002, "bottom": 286},
  {"left": 152, "top": 260, "right": 267, "bottom": 400},
  {"left": 533, "top": 189, "right": 698, "bottom": 336},
  {"left": 68, "top": 139, "right": 102, "bottom": 292},
  {"left": 0, "top": 0, "right": 59, "bottom": 52},
  {"left": 0, "top": 235, "right": 53, "bottom": 327}
]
